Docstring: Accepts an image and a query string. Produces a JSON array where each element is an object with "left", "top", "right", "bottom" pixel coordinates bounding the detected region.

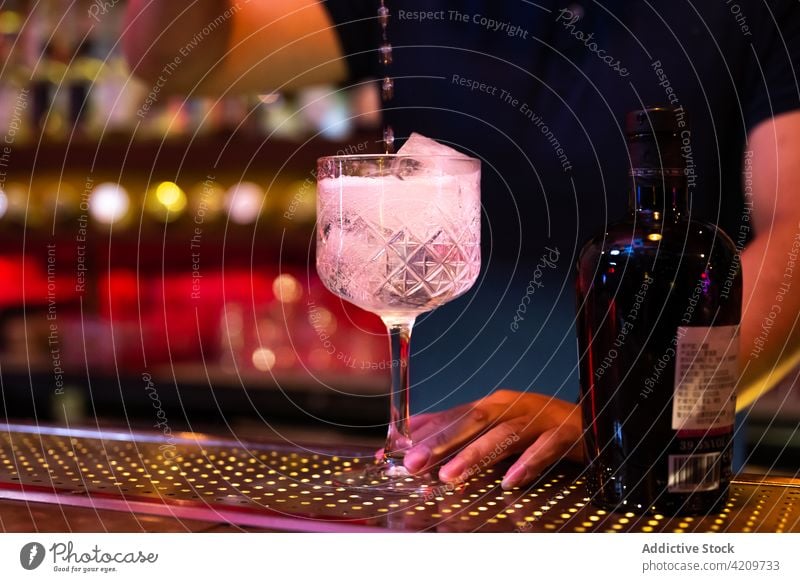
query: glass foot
[{"left": 333, "top": 458, "right": 438, "bottom": 495}]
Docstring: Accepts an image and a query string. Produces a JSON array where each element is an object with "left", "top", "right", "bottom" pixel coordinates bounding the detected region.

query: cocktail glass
[{"left": 316, "top": 154, "right": 481, "bottom": 492}]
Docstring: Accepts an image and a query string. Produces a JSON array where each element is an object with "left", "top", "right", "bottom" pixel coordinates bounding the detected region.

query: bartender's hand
[{"left": 397, "top": 390, "right": 584, "bottom": 490}]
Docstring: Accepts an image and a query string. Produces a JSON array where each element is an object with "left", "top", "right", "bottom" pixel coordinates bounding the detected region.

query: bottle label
[
  {"left": 671, "top": 325, "right": 739, "bottom": 432},
  {"left": 667, "top": 452, "right": 722, "bottom": 492}
]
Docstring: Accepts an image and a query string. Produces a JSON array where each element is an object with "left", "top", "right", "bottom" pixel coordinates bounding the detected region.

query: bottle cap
[
  {"left": 625, "top": 107, "right": 679, "bottom": 136},
  {"left": 625, "top": 107, "right": 684, "bottom": 171}
]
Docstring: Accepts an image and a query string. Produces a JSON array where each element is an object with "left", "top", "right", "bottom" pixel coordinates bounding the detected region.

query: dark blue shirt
[{"left": 324, "top": 1, "right": 800, "bottom": 410}]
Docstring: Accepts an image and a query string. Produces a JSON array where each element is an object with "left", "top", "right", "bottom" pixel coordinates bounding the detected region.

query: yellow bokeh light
[
  {"left": 273, "top": 274, "right": 302, "bottom": 303},
  {"left": 0, "top": 11, "right": 22, "bottom": 35},
  {"left": 156, "top": 181, "right": 187, "bottom": 211},
  {"left": 647, "top": 233, "right": 663, "bottom": 241}
]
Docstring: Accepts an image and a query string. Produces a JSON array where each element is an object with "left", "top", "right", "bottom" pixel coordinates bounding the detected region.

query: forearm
[
  {"left": 736, "top": 223, "right": 800, "bottom": 408},
  {"left": 123, "top": 0, "right": 232, "bottom": 93},
  {"left": 122, "top": 0, "right": 347, "bottom": 96}
]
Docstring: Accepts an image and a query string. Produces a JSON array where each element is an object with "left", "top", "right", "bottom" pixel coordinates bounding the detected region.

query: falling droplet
[
  {"left": 383, "top": 126, "right": 395, "bottom": 153},
  {"left": 377, "top": 3, "right": 394, "bottom": 155},
  {"left": 377, "top": 5, "right": 390, "bottom": 28},
  {"left": 381, "top": 77, "right": 394, "bottom": 101},
  {"left": 379, "top": 43, "right": 392, "bottom": 66}
]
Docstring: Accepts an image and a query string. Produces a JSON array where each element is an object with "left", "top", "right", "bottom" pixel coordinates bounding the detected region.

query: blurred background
[
  {"left": 0, "top": 0, "right": 796, "bottom": 472},
  {"left": 0, "top": 0, "right": 390, "bottom": 444}
]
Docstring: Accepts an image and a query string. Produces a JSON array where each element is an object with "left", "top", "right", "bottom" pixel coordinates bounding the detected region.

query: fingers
[
  {"left": 404, "top": 405, "right": 495, "bottom": 474},
  {"left": 409, "top": 412, "right": 436, "bottom": 432},
  {"left": 408, "top": 404, "right": 472, "bottom": 444},
  {"left": 374, "top": 391, "right": 582, "bottom": 485},
  {"left": 373, "top": 412, "right": 440, "bottom": 460},
  {"left": 403, "top": 446, "right": 432, "bottom": 472},
  {"left": 404, "top": 391, "right": 535, "bottom": 474},
  {"left": 500, "top": 421, "right": 582, "bottom": 490},
  {"left": 437, "top": 420, "right": 525, "bottom": 482}
]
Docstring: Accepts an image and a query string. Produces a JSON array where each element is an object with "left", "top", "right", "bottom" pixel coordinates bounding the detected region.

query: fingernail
[
  {"left": 439, "top": 457, "right": 467, "bottom": 482},
  {"left": 501, "top": 464, "right": 527, "bottom": 490},
  {"left": 404, "top": 447, "right": 431, "bottom": 472}
]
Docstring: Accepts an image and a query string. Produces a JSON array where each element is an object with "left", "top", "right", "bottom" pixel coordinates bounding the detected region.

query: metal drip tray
[{"left": 1, "top": 424, "right": 798, "bottom": 532}]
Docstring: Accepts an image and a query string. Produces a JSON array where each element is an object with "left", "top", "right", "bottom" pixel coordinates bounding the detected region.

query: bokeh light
[
  {"left": 273, "top": 274, "right": 302, "bottom": 303},
  {"left": 155, "top": 181, "right": 187, "bottom": 212},
  {"left": 252, "top": 348, "right": 276, "bottom": 372},
  {"left": 89, "top": 182, "right": 130, "bottom": 224},
  {"left": 225, "top": 181, "right": 264, "bottom": 224},
  {"left": 0, "top": 189, "right": 8, "bottom": 219}
]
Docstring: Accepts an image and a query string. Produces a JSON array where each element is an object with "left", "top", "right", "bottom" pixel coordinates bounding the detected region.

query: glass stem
[{"left": 382, "top": 318, "right": 415, "bottom": 466}]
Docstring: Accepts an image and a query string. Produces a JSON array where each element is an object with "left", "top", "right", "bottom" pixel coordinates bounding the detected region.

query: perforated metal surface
[{"left": 1, "top": 424, "right": 798, "bottom": 532}]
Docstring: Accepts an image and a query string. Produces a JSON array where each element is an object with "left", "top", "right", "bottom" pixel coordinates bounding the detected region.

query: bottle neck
[
  {"left": 626, "top": 131, "right": 688, "bottom": 219},
  {"left": 629, "top": 170, "right": 689, "bottom": 219}
]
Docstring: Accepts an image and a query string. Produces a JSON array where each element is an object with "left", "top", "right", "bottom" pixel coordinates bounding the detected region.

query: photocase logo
[{"left": 19, "top": 542, "right": 46, "bottom": 570}]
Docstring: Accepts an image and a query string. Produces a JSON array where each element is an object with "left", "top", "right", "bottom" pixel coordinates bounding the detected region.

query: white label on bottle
[{"left": 671, "top": 325, "right": 739, "bottom": 431}]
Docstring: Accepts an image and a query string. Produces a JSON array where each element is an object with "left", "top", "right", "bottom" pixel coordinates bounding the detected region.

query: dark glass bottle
[{"left": 576, "top": 107, "right": 742, "bottom": 515}]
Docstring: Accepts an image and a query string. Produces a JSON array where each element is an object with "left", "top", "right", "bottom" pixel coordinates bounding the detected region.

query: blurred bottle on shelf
[
  {"left": 30, "top": 43, "right": 68, "bottom": 139},
  {"left": 66, "top": 38, "right": 103, "bottom": 137},
  {"left": 40, "top": 179, "right": 79, "bottom": 227},
  {"left": 0, "top": 32, "right": 32, "bottom": 145},
  {"left": 0, "top": 0, "right": 383, "bottom": 385}
]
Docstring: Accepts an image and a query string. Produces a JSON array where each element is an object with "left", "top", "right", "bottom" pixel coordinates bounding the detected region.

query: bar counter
[{"left": 1, "top": 423, "right": 797, "bottom": 533}]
